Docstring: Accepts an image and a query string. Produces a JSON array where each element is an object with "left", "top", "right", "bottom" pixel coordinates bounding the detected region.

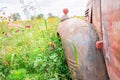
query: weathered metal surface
[
  {"left": 86, "top": 0, "right": 120, "bottom": 79},
  {"left": 57, "top": 18, "right": 108, "bottom": 80},
  {"left": 101, "top": 0, "right": 120, "bottom": 80},
  {"left": 92, "top": 0, "right": 103, "bottom": 40}
]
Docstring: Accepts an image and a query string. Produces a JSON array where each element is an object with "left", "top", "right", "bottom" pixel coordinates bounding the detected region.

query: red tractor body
[
  {"left": 86, "top": 0, "right": 120, "bottom": 80},
  {"left": 57, "top": 0, "right": 120, "bottom": 80}
]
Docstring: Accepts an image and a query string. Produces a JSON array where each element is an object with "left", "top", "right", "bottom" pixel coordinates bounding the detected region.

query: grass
[
  {"left": 67, "top": 39, "right": 80, "bottom": 68},
  {"left": 0, "top": 17, "right": 70, "bottom": 80}
]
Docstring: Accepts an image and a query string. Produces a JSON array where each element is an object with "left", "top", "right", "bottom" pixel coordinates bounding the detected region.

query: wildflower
[
  {"left": 48, "top": 41, "right": 55, "bottom": 51},
  {"left": 26, "top": 25, "right": 31, "bottom": 29},
  {"left": 48, "top": 41, "right": 52, "bottom": 45},
  {"left": 15, "top": 29, "right": 19, "bottom": 33},
  {"left": 50, "top": 43, "right": 55, "bottom": 51},
  {"left": 2, "top": 32, "right": 5, "bottom": 34},
  {"left": 5, "top": 33, "right": 11, "bottom": 37},
  {"left": 41, "top": 47, "right": 45, "bottom": 51}
]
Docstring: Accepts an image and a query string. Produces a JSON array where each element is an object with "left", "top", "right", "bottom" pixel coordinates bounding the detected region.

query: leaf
[{"left": 67, "top": 39, "right": 80, "bottom": 68}]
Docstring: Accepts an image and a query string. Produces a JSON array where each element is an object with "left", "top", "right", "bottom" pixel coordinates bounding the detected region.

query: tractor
[{"left": 57, "top": 0, "right": 120, "bottom": 80}]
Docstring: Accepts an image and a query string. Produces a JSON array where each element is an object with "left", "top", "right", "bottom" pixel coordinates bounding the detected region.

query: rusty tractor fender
[{"left": 57, "top": 18, "right": 109, "bottom": 80}]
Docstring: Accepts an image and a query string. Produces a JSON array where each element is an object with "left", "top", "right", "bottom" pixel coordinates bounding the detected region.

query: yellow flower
[
  {"left": 48, "top": 27, "right": 52, "bottom": 30},
  {"left": 48, "top": 41, "right": 52, "bottom": 45},
  {"left": 41, "top": 47, "right": 45, "bottom": 51}
]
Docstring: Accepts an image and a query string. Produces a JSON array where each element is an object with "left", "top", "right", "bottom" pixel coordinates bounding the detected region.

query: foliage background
[{"left": 0, "top": 17, "right": 71, "bottom": 80}]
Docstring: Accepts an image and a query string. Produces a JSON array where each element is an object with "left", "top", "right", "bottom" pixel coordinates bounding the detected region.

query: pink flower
[
  {"left": 26, "top": 25, "right": 31, "bottom": 29},
  {"left": 5, "top": 33, "right": 11, "bottom": 37},
  {"left": 15, "top": 29, "right": 19, "bottom": 33}
]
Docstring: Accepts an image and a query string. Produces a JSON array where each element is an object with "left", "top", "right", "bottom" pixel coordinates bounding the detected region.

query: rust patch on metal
[{"left": 101, "top": 0, "right": 120, "bottom": 80}]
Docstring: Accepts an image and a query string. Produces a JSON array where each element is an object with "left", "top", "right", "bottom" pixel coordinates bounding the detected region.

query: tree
[
  {"left": 48, "top": 13, "right": 58, "bottom": 18},
  {"left": 36, "top": 14, "right": 44, "bottom": 19},
  {"left": 11, "top": 13, "right": 21, "bottom": 21},
  {"left": 31, "top": 16, "right": 36, "bottom": 20},
  {"left": 48, "top": 13, "right": 53, "bottom": 18}
]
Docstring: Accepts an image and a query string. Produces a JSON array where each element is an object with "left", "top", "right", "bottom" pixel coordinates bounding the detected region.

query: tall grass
[{"left": 0, "top": 18, "right": 70, "bottom": 80}]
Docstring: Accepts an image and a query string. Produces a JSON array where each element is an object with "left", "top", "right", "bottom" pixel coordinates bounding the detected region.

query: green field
[{"left": 0, "top": 18, "right": 71, "bottom": 80}]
